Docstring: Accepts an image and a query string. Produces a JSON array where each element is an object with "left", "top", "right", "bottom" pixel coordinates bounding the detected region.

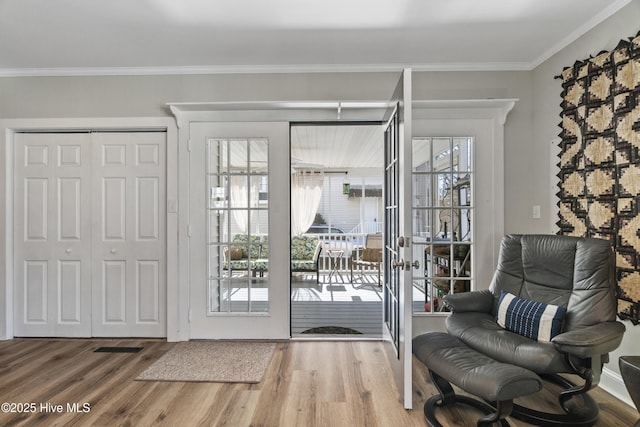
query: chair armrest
[
  {"left": 443, "top": 290, "right": 493, "bottom": 313},
  {"left": 552, "top": 321, "right": 626, "bottom": 358}
]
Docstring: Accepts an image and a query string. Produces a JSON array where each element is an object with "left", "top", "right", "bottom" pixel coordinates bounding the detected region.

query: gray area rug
[{"left": 136, "top": 341, "right": 276, "bottom": 383}]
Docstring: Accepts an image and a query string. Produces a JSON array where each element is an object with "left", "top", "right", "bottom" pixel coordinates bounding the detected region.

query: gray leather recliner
[{"left": 444, "top": 234, "right": 626, "bottom": 426}]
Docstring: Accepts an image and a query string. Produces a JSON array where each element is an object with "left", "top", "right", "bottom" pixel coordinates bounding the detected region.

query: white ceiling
[
  {"left": 291, "top": 125, "right": 383, "bottom": 170},
  {"left": 0, "top": 0, "right": 632, "bottom": 76}
]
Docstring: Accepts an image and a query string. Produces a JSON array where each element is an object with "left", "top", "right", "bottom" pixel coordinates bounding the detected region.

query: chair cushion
[
  {"left": 292, "top": 236, "right": 320, "bottom": 260},
  {"left": 490, "top": 234, "right": 617, "bottom": 331},
  {"left": 232, "top": 234, "right": 262, "bottom": 259},
  {"left": 225, "top": 260, "right": 249, "bottom": 270},
  {"left": 413, "top": 332, "right": 542, "bottom": 402},
  {"left": 496, "top": 291, "right": 567, "bottom": 342},
  {"left": 252, "top": 259, "right": 269, "bottom": 271},
  {"left": 361, "top": 248, "right": 382, "bottom": 262},
  {"left": 291, "top": 260, "right": 317, "bottom": 271},
  {"left": 446, "top": 312, "right": 572, "bottom": 374}
]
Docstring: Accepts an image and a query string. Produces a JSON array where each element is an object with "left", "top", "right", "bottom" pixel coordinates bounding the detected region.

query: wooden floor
[{"left": 0, "top": 339, "right": 637, "bottom": 427}]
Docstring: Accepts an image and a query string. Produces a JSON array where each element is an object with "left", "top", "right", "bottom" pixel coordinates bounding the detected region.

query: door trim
[
  {"left": 187, "top": 121, "right": 290, "bottom": 340},
  {"left": 0, "top": 117, "right": 178, "bottom": 341},
  {"left": 170, "top": 101, "right": 396, "bottom": 341}
]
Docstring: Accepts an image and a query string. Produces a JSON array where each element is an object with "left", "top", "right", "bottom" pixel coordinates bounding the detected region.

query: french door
[
  {"left": 188, "top": 122, "right": 290, "bottom": 339},
  {"left": 383, "top": 69, "right": 414, "bottom": 409},
  {"left": 14, "top": 131, "right": 167, "bottom": 337}
]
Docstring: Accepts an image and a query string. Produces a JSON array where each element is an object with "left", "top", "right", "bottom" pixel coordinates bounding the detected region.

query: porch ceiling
[{"left": 291, "top": 125, "right": 383, "bottom": 170}]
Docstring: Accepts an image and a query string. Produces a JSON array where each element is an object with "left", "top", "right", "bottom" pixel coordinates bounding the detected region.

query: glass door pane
[
  {"left": 384, "top": 107, "right": 401, "bottom": 350},
  {"left": 207, "top": 138, "right": 269, "bottom": 313},
  {"left": 412, "top": 137, "right": 474, "bottom": 313}
]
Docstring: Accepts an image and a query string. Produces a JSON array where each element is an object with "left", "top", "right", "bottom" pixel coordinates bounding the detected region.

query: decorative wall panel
[{"left": 558, "top": 31, "right": 640, "bottom": 324}]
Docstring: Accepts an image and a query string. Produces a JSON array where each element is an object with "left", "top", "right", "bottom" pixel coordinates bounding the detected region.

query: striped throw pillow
[{"left": 496, "top": 291, "right": 567, "bottom": 342}]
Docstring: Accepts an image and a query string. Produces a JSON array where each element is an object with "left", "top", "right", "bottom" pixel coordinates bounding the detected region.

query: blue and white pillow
[{"left": 496, "top": 291, "right": 567, "bottom": 342}]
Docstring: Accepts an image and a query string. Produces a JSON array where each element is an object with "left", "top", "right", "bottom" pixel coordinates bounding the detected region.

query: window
[
  {"left": 207, "top": 138, "right": 269, "bottom": 313},
  {"left": 412, "top": 137, "right": 473, "bottom": 313}
]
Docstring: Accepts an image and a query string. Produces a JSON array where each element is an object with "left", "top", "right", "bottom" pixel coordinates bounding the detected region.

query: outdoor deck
[
  {"left": 219, "top": 267, "right": 428, "bottom": 337},
  {"left": 291, "top": 272, "right": 383, "bottom": 336}
]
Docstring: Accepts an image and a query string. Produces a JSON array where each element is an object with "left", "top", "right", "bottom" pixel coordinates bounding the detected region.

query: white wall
[
  {"left": 317, "top": 173, "right": 383, "bottom": 233},
  {"left": 531, "top": 0, "right": 640, "bottom": 401}
]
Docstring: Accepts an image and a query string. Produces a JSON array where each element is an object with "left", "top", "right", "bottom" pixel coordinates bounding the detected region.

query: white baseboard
[{"left": 599, "top": 366, "right": 634, "bottom": 409}]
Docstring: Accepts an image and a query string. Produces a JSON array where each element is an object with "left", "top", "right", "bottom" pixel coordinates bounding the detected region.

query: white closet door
[
  {"left": 91, "top": 132, "right": 167, "bottom": 337},
  {"left": 14, "top": 133, "right": 93, "bottom": 337}
]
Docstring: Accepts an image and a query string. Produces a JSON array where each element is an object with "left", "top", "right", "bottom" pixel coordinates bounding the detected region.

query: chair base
[
  {"left": 350, "top": 261, "right": 381, "bottom": 287},
  {"left": 424, "top": 394, "right": 511, "bottom": 427},
  {"left": 425, "top": 369, "right": 511, "bottom": 427},
  {"left": 505, "top": 374, "right": 599, "bottom": 427}
]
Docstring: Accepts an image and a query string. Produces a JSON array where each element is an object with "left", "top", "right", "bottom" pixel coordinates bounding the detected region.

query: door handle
[
  {"left": 110, "top": 248, "right": 117, "bottom": 254},
  {"left": 392, "top": 259, "right": 404, "bottom": 269},
  {"left": 392, "top": 259, "right": 419, "bottom": 270},
  {"left": 65, "top": 248, "right": 71, "bottom": 254}
]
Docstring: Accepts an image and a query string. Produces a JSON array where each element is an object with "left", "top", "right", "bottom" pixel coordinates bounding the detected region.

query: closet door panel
[
  {"left": 14, "top": 131, "right": 166, "bottom": 338},
  {"left": 14, "top": 133, "right": 92, "bottom": 337},
  {"left": 91, "top": 132, "right": 166, "bottom": 337}
]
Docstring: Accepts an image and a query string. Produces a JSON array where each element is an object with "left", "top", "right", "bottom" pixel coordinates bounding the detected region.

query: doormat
[
  {"left": 135, "top": 341, "right": 276, "bottom": 383},
  {"left": 301, "top": 326, "right": 362, "bottom": 334},
  {"left": 94, "top": 346, "right": 143, "bottom": 353}
]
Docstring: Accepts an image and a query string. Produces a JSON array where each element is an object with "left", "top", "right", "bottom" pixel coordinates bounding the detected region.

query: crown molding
[
  {"left": 529, "top": 0, "right": 633, "bottom": 69},
  {"left": 0, "top": 61, "right": 535, "bottom": 78}
]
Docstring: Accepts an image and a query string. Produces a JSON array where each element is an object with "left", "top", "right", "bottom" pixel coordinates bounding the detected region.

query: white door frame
[
  {"left": 187, "top": 121, "right": 290, "bottom": 339},
  {"left": 380, "top": 69, "right": 414, "bottom": 410},
  {"left": 0, "top": 118, "right": 178, "bottom": 341},
  {"left": 167, "top": 98, "right": 516, "bottom": 343},
  {"left": 170, "top": 102, "right": 393, "bottom": 341},
  {"left": 410, "top": 99, "right": 517, "bottom": 334}
]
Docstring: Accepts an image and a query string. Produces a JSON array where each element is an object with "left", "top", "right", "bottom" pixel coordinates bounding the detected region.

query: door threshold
[{"left": 291, "top": 334, "right": 382, "bottom": 341}]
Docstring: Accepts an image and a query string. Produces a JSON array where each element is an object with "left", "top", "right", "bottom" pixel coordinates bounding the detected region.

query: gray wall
[
  {"left": 0, "top": 73, "right": 399, "bottom": 118},
  {"left": 532, "top": 0, "right": 640, "bottom": 376},
  {"left": 412, "top": 71, "right": 533, "bottom": 234},
  {"left": 0, "top": 71, "right": 534, "bottom": 231},
  {"left": 0, "top": 69, "right": 532, "bottom": 342}
]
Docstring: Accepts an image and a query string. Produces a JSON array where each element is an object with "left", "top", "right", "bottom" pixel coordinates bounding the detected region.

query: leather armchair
[{"left": 444, "top": 234, "right": 626, "bottom": 426}]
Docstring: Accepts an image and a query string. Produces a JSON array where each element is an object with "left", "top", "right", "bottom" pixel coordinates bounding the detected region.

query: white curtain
[
  {"left": 230, "top": 176, "right": 259, "bottom": 234},
  {"left": 291, "top": 170, "right": 324, "bottom": 236}
]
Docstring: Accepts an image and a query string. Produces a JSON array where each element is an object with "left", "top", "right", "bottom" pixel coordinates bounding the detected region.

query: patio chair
[{"left": 350, "top": 233, "right": 383, "bottom": 286}]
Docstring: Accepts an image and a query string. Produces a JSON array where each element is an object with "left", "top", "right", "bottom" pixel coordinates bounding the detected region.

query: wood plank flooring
[{"left": 0, "top": 339, "right": 637, "bottom": 426}]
